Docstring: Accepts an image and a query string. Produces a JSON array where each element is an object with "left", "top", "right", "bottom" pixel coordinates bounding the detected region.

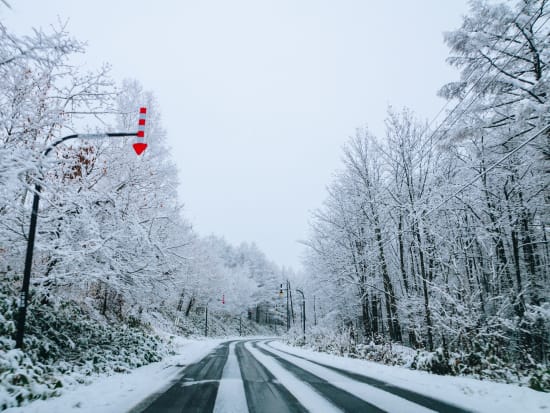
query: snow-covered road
[
  {"left": 136, "top": 340, "right": 469, "bottom": 413},
  {"left": 6, "top": 338, "right": 549, "bottom": 413}
]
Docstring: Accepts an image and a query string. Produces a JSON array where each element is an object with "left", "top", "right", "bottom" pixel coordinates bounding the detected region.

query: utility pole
[
  {"left": 314, "top": 295, "right": 317, "bottom": 326},
  {"left": 289, "top": 285, "right": 295, "bottom": 325},
  {"left": 286, "top": 281, "right": 290, "bottom": 331},
  {"left": 15, "top": 122, "right": 146, "bottom": 349},
  {"left": 205, "top": 303, "right": 208, "bottom": 337},
  {"left": 296, "top": 289, "right": 306, "bottom": 343}
]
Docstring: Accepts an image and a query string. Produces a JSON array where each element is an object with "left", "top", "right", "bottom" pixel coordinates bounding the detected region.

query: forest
[
  {"left": 300, "top": 0, "right": 549, "bottom": 389},
  {"left": 0, "top": 0, "right": 548, "bottom": 408},
  {"left": 0, "top": 15, "right": 287, "bottom": 407}
]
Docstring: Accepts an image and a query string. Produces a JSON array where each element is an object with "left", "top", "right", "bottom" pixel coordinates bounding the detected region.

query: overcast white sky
[{"left": 3, "top": 0, "right": 470, "bottom": 271}]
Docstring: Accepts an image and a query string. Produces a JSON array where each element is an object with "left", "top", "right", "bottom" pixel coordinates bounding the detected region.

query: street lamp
[
  {"left": 296, "top": 289, "right": 306, "bottom": 343},
  {"left": 15, "top": 129, "right": 144, "bottom": 349}
]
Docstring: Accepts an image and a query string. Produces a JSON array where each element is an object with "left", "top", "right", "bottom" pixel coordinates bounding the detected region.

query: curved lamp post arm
[
  {"left": 43, "top": 132, "right": 138, "bottom": 157},
  {"left": 15, "top": 132, "right": 138, "bottom": 349}
]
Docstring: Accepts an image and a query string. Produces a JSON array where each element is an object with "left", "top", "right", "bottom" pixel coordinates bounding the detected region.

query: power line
[
  {"left": 323, "top": 127, "right": 548, "bottom": 276},
  {"left": 310, "top": 3, "right": 549, "bottom": 272},
  {"left": 375, "top": 3, "right": 547, "bottom": 244},
  {"left": 363, "top": 124, "right": 548, "bottom": 270},
  {"left": 411, "top": 1, "right": 542, "bottom": 164},
  {"left": 423, "top": 124, "right": 549, "bottom": 219}
]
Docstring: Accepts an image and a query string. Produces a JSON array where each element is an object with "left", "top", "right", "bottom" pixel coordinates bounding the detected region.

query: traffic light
[{"left": 279, "top": 284, "right": 284, "bottom": 298}]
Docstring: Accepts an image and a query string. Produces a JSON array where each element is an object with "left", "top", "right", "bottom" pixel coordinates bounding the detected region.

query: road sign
[{"left": 133, "top": 107, "right": 148, "bottom": 155}]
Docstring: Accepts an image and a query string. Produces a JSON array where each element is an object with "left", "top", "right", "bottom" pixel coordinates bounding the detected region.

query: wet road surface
[{"left": 131, "top": 339, "right": 471, "bottom": 413}]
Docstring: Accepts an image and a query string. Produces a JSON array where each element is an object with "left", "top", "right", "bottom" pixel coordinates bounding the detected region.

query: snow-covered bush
[
  {"left": 286, "top": 325, "right": 354, "bottom": 355},
  {"left": 286, "top": 326, "right": 550, "bottom": 392},
  {"left": 407, "top": 344, "right": 549, "bottom": 392},
  {"left": 0, "top": 348, "right": 62, "bottom": 410},
  {"left": 301, "top": 0, "right": 550, "bottom": 393},
  {"left": 528, "top": 366, "right": 550, "bottom": 392},
  {"left": 286, "top": 325, "right": 405, "bottom": 365},
  {"left": 0, "top": 283, "right": 167, "bottom": 409}
]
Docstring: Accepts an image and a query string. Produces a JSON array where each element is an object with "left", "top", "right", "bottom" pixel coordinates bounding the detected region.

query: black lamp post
[
  {"left": 15, "top": 132, "right": 139, "bottom": 349},
  {"left": 286, "top": 281, "right": 290, "bottom": 331}
]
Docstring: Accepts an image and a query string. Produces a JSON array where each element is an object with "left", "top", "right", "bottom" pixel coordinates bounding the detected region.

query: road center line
[{"left": 213, "top": 342, "right": 249, "bottom": 413}]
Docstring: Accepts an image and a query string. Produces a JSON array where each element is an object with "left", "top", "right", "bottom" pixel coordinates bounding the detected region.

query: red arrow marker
[
  {"left": 133, "top": 107, "right": 147, "bottom": 155},
  {"left": 133, "top": 142, "right": 147, "bottom": 155}
]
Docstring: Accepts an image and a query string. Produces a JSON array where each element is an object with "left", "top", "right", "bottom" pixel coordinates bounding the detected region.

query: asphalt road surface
[{"left": 131, "top": 340, "right": 470, "bottom": 413}]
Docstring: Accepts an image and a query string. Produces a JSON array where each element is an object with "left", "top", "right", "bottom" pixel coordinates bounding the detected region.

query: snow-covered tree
[{"left": 303, "top": 0, "right": 549, "bottom": 371}]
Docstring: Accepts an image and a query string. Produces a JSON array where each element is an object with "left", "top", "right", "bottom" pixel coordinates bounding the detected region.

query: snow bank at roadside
[
  {"left": 3, "top": 337, "right": 226, "bottom": 413},
  {"left": 270, "top": 341, "right": 550, "bottom": 413}
]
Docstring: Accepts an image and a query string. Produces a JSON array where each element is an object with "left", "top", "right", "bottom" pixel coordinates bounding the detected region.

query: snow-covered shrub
[
  {"left": 285, "top": 325, "right": 405, "bottom": 365},
  {"left": 406, "top": 342, "right": 550, "bottom": 392},
  {"left": 528, "top": 366, "right": 550, "bottom": 392},
  {"left": 0, "top": 287, "right": 62, "bottom": 409},
  {"left": 286, "top": 324, "right": 355, "bottom": 356},
  {"left": 408, "top": 347, "right": 453, "bottom": 375},
  {"left": 0, "top": 284, "right": 168, "bottom": 409},
  {"left": 0, "top": 348, "right": 62, "bottom": 410},
  {"left": 354, "top": 341, "right": 406, "bottom": 366},
  {"left": 286, "top": 323, "right": 549, "bottom": 392}
]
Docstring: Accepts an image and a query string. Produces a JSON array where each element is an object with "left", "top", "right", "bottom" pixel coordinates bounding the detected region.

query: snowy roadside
[
  {"left": 4, "top": 337, "right": 227, "bottom": 413},
  {"left": 270, "top": 341, "right": 550, "bottom": 413}
]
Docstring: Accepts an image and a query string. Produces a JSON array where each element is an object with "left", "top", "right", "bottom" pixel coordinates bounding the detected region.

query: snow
[
  {"left": 213, "top": 342, "right": 249, "bottom": 413},
  {"left": 269, "top": 341, "right": 550, "bottom": 413},
  {"left": 243, "top": 341, "right": 343, "bottom": 413},
  {"left": 4, "top": 337, "right": 549, "bottom": 413},
  {"left": 3, "top": 337, "right": 226, "bottom": 413},
  {"left": 257, "top": 341, "right": 435, "bottom": 413}
]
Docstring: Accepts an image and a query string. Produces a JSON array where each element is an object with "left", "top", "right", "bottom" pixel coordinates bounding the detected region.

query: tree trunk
[
  {"left": 184, "top": 296, "right": 195, "bottom": 317},
  {"left": 371, "top": 293, "right": 379, "bottom": 339},
  {"left": 398, "top": 214, "right": 409, "bottom": 293},
  {"left": 375, "top": 224, "right": 402, "bottom": 342},
  {"left": 176, "top": 289, "right": 185, "bottom": 312},
  {"left": 413, "top": 220, "right": 433, "bottom": 351}
]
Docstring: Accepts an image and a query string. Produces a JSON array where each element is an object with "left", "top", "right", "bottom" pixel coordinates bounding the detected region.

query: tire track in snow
[
  {"left": 137, "top": 341, "right": 230, "bottom": 413},
  {"left": 236, "top": 341, "right": 308, "bottom": 413},
  {"left": 244, "top": 341, "right": 344, "bottom": 413},
  {"left": 254, "top": 341, "right": 399, "bottom": 413},
  {"left": 264, "top": 341, "right": 472, "bottom": 413}
]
